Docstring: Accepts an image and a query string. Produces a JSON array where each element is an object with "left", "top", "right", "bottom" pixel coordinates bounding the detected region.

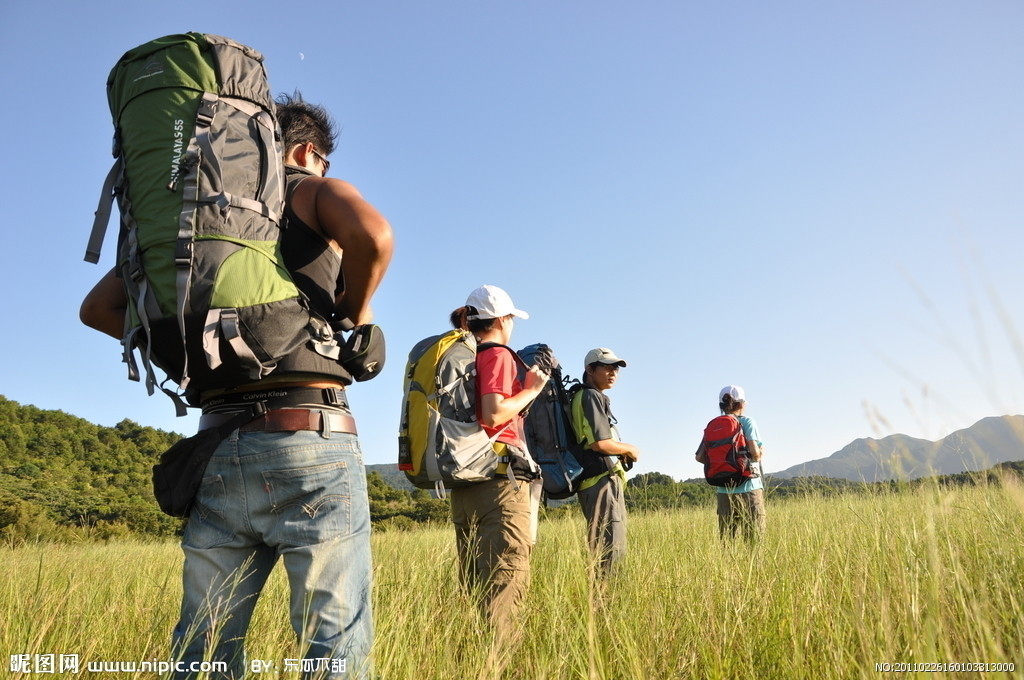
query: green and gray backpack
[{"left": 86, "top": 33, "right": 337, "bottom": 413}]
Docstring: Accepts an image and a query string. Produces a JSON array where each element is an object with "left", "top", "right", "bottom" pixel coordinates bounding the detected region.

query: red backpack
[{"left": 702, "top": 415, "right": 753, "bottom": 487}]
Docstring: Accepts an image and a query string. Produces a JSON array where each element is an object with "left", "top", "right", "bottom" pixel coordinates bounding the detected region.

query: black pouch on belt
[
  {"left": 337, "top": 324, "right": 386, "bottom": 382},
  {"left": 152, "top": 409, "right": 257, "bottom": 518}
]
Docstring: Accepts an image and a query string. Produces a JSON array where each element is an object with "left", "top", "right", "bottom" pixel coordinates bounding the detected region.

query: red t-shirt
[{"left": 475, "top": 346, "right": 526, "bottom": 448}]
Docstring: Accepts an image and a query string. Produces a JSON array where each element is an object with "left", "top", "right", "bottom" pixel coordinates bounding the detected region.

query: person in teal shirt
[
  {"left": 695, "top": 385, "right": 766, "bottom": 541},
  {"left": 570, "top": 347, "right": 640, "bottom": 577}
]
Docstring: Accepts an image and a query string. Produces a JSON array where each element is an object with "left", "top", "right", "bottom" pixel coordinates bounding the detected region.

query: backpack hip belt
[{"left": 200, "top": 386, "right": 348, "bottom": 413}]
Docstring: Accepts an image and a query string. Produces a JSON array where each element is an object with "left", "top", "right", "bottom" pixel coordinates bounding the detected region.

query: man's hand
[{"left": 523, "top": 365, "right": 550, "bottom": 392}]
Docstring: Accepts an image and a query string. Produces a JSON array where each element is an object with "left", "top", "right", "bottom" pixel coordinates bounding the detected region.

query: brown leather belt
[{"left": 198, "top": 409, "right": 357, "bottom": 435}]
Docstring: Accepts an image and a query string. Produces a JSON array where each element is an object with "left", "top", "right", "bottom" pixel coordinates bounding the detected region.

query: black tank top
[
  {"left": 269, "top": 166, "right": 351, "bottom": 383},
  {"left": 281, "top": 166, "right": 343, "bottom": 319}
]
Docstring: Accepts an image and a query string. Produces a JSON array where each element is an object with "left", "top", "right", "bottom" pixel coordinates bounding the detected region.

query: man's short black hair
[{"left": 276, "top": 91, "right": 338, "bottom": 157}]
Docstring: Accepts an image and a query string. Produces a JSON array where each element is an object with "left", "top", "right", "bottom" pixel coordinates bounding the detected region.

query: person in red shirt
[{"left": 448, "top": 284, "right": 548, "bottom": 640}]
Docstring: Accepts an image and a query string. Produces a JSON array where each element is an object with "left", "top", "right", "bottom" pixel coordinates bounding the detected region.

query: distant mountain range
[{"left": 771, "top": 415, "right": 1024, "bottom": 482}]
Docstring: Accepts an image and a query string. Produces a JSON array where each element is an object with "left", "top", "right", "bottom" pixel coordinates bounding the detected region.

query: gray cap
[{"left": 585, "top": 347, "right": 627, "bottom": 368}]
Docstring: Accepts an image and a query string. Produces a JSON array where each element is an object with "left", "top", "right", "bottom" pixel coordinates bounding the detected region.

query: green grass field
[{"left": 3, "top": 481, "right": 1022, "bottom": 679}]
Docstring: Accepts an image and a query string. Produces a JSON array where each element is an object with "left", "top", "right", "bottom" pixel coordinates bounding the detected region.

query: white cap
[
  {"left": 719, "top": 385, "right": 745, "bottom": 402},
  {"left": 465, "top": 285, "right": 529, "bottom": 320},
  {"left": 585, "top": 347, "right": 627, "bottom": 368}
]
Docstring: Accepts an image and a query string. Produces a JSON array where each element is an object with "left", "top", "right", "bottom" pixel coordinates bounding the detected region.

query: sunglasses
[
  {"left": 310, "top": 147, "right": 331, "bottom": 176},
  {"left": 590, "top": 363, "right": 620, "bottom": 372}
]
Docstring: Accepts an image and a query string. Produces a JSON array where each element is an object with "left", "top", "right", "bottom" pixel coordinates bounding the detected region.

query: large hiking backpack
[
  {"left": 85, "top": 33, "right": 337, "bottom": 413},
  {"left": 398, "top": 331, "right": 521, "bottom": 493},
  {"left": 701, "top": 415, "right": 753, "bottom": 487},
  {"left": 517, "top": 343, "right": 585, "bottom": 499}
]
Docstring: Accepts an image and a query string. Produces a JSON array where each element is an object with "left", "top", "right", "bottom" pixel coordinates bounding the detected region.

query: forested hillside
[
  {"left": 0, "top": 395, "right": 182, "bottom": 541},
  {"left": 0, "top": 395, "right": 448, "bottom": 543}
]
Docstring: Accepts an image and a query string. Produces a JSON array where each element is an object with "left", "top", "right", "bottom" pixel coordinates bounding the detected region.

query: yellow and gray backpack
[
  {"left": 398, "top": 330, "right": 524, "bottom": 494},
  {"left": 85, "top": 33, "right": 339, "bottom": 413}
]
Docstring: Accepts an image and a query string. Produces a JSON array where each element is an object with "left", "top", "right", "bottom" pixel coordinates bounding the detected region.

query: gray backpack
[{"left": 86, "top": 33, "right": 338, "bottom": 413}]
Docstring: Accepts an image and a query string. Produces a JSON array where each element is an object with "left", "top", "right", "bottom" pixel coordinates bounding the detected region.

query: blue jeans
[{"left": 172, "top": 429, "right": 373, "bottom": 679}]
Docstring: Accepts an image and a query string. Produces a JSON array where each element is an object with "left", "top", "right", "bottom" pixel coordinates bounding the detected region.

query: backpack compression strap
[{"left": 84, "top": 155, "right": 123, "bottom": 264}]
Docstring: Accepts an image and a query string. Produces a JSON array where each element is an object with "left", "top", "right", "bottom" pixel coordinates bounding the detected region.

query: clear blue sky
[{"left": 2, "top": 0, "right": 1022, "bottom": 481}]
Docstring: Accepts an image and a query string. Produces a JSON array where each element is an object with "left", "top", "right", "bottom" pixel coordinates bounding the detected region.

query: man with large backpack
[
  {"left": 569, "top": 347, "right": 639, "bottom": 577},
  {"left": 81, "top": 85, "right": 392, "bottom": 677}
]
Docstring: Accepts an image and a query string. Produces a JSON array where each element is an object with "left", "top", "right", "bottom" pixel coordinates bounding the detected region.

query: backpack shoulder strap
[
  {"left": 477, "top": 341, "right": 535, "bottom": 417},
  {"left": 568, "top": 384, "right": 590, "bottom": 428},
  {"left": 477, "top": 342, "right": 529, "bottom": 370},
  {"left": 732, "top": 414, "right": 749, "bottom": 449}
]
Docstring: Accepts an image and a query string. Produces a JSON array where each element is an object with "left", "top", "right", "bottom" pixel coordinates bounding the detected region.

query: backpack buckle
[
  {"left": 322, "top": 388, "right": 345, "bottom": 406},
  {"left": 196, "top": 93, "right": 218, "bottom": 128},
  {"left": 174, "top": 239, "right": 192, "bottom": 268}
]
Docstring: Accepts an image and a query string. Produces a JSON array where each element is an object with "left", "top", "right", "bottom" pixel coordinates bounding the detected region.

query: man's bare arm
[
  {"left": 312, "top": 179, "right": 394, "bottom": 325},
  {"left": 80, "top": 267, "right": 126, "bottom": 340},
  {"left": 591, "top": 438, "right": 639, "bottom": 462}
]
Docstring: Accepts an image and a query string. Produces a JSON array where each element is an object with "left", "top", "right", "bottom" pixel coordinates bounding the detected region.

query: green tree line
[
  {"left": 0, "top": 395, "right": 448, "bottom": 544},
  {"left": 2, "top": 395, "right": 1021, "bottom": 544}
]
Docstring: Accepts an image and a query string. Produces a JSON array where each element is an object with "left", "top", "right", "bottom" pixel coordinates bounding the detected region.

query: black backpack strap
[
  {"left": 477, "top": 342, "right": 529, "bottom": 370},
  {"left": 477, "top": 342, "right": 533, "bottom": 416}
]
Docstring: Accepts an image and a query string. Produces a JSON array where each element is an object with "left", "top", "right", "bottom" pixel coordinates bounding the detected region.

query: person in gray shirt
[{"left": 569, "top": 348, "right": 639, "bottom": 578}]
